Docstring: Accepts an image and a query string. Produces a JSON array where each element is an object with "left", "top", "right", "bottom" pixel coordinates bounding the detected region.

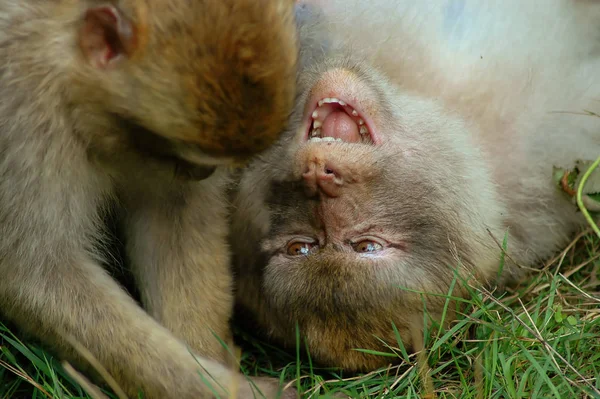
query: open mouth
[{"left": 304, "top": 96, "right": 378, "bottom": 145}]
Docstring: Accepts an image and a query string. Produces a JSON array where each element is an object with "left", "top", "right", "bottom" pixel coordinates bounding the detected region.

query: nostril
[{"left": 322, "top": 163, "right": 338, "bottom": 177}]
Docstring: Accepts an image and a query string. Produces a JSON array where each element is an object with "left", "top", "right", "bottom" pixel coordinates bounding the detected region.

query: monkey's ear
[{"left": 79, "top": 5, "right": 138, "bottom": 69}]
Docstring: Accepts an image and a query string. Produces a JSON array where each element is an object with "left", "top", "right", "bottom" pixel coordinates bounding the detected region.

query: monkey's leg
[{"left": 122, "top": 171, "right": 235, "bottom": 362}]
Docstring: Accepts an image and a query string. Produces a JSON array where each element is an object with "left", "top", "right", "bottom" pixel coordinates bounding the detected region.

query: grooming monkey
[
  {"left": 230, "top": 0, "right": 600, "bottom": 371},
  {"left": 0, "top": 0, "right": 298, "bottom": 398}
]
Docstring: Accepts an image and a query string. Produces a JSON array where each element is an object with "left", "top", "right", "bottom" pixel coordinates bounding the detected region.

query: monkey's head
[
  {"left": 232, "top": 59, "right": 505, "bottom": 371},
  {"left": 73, "top": 0, "right": 297, "bottom": 171}
]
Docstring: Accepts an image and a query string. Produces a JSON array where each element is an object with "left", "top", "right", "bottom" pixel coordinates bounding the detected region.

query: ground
[{"left": 1, "top": 229, "right": 599, "bottom": 399}]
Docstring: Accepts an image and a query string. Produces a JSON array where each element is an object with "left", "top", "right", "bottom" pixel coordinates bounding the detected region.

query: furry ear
[{"left": 79, "top": 5, "right": 138, "bottom": 69}]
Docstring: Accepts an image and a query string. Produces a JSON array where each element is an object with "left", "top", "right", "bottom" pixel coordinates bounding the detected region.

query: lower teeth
[{"left": 309, "top": 136, "right": 343, "bottom": 143}]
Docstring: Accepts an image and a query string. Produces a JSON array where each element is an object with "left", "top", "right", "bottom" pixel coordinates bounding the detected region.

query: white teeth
[
  {"left": 308, "top": 125, "right": 347, "bottom": 143},
  {"left": 319, "top": 97, "right": 345, "bottom": 105},
  {"left": 310, "top": 97, "right": 372, "bottom": 143},
  {"left": 310, "top": 136, "right": 344, "bottom": 143}
]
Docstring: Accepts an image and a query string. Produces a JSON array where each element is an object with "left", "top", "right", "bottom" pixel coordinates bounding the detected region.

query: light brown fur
[
  {"left": 229, "top": 0, "right": 600, "bottom": 372},
  {"left": 0, "top": 0, "right": 297, "bottom": 397}
]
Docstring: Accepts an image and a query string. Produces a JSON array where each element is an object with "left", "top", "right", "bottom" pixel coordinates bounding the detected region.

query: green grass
[{"left": 1, "top": 230, "right": 599, "bottom": 399}]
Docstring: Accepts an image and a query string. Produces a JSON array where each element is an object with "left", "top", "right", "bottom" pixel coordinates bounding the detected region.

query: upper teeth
[{"left": 308, "top": 97, "right": 372, "bottom": 144}]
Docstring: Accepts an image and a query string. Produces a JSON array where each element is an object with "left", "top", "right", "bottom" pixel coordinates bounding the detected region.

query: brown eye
[
  {"left": 286, "top": 241, "right": 317, "bottom": 256},
  {"left": 353, "top": 240, "right": 383, "bottom": 253}
]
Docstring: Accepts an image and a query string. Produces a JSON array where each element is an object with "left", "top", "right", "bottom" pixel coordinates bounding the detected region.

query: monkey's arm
[
  {"left": 122, "top": 168, "right": 235, "bottom": 362},
  {"left": 0, "top": 150, "right": 273, "bottom": 398}
]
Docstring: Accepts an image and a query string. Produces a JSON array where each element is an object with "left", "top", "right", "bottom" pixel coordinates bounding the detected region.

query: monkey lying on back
[
  {"left": 230, "top": 0, "right": 600, "bottom": 371},
  {"left": 0, "top": 0, "right": 297, "bottom": 398}
]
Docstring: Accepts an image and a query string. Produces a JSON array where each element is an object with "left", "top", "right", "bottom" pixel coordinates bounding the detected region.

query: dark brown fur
[{"left": 0, "top": 0, "right": 297, "bottom": 397}]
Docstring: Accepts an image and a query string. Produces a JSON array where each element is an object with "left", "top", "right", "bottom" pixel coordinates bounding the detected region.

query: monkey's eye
[
  {"left": 286, "top": 240, "right": 318, "bottom": 256},
  {"left": 352, "top": 240, "right": 384, "bottom": 253}
]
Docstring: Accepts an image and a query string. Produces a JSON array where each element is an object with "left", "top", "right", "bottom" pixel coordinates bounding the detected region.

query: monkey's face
[
  {"left": 142, "top": 0, "right": 299, "bottom": 165},
  {"left": 234, "top": 62, "right": 497, "bottom": 370},
  {"left": 76, "top": 0, "right": 298, "bottom": 171}
]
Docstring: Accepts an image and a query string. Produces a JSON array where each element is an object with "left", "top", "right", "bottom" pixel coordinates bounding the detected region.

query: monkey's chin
[{"left": 301, "top": 68, "right": 381, "bottom": 146}]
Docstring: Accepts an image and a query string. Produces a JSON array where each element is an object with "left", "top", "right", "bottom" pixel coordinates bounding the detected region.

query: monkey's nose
[{"left": 302, "top": 159, "right": 343, "bottom": 198}]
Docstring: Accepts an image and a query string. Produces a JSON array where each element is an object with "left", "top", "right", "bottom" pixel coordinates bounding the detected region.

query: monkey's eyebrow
[
  {"left": 345, "top": 224, "right": 379, "bottom": 237},
  {"left": 262, "top": 231, "right": 317, "bottom": 252}
]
